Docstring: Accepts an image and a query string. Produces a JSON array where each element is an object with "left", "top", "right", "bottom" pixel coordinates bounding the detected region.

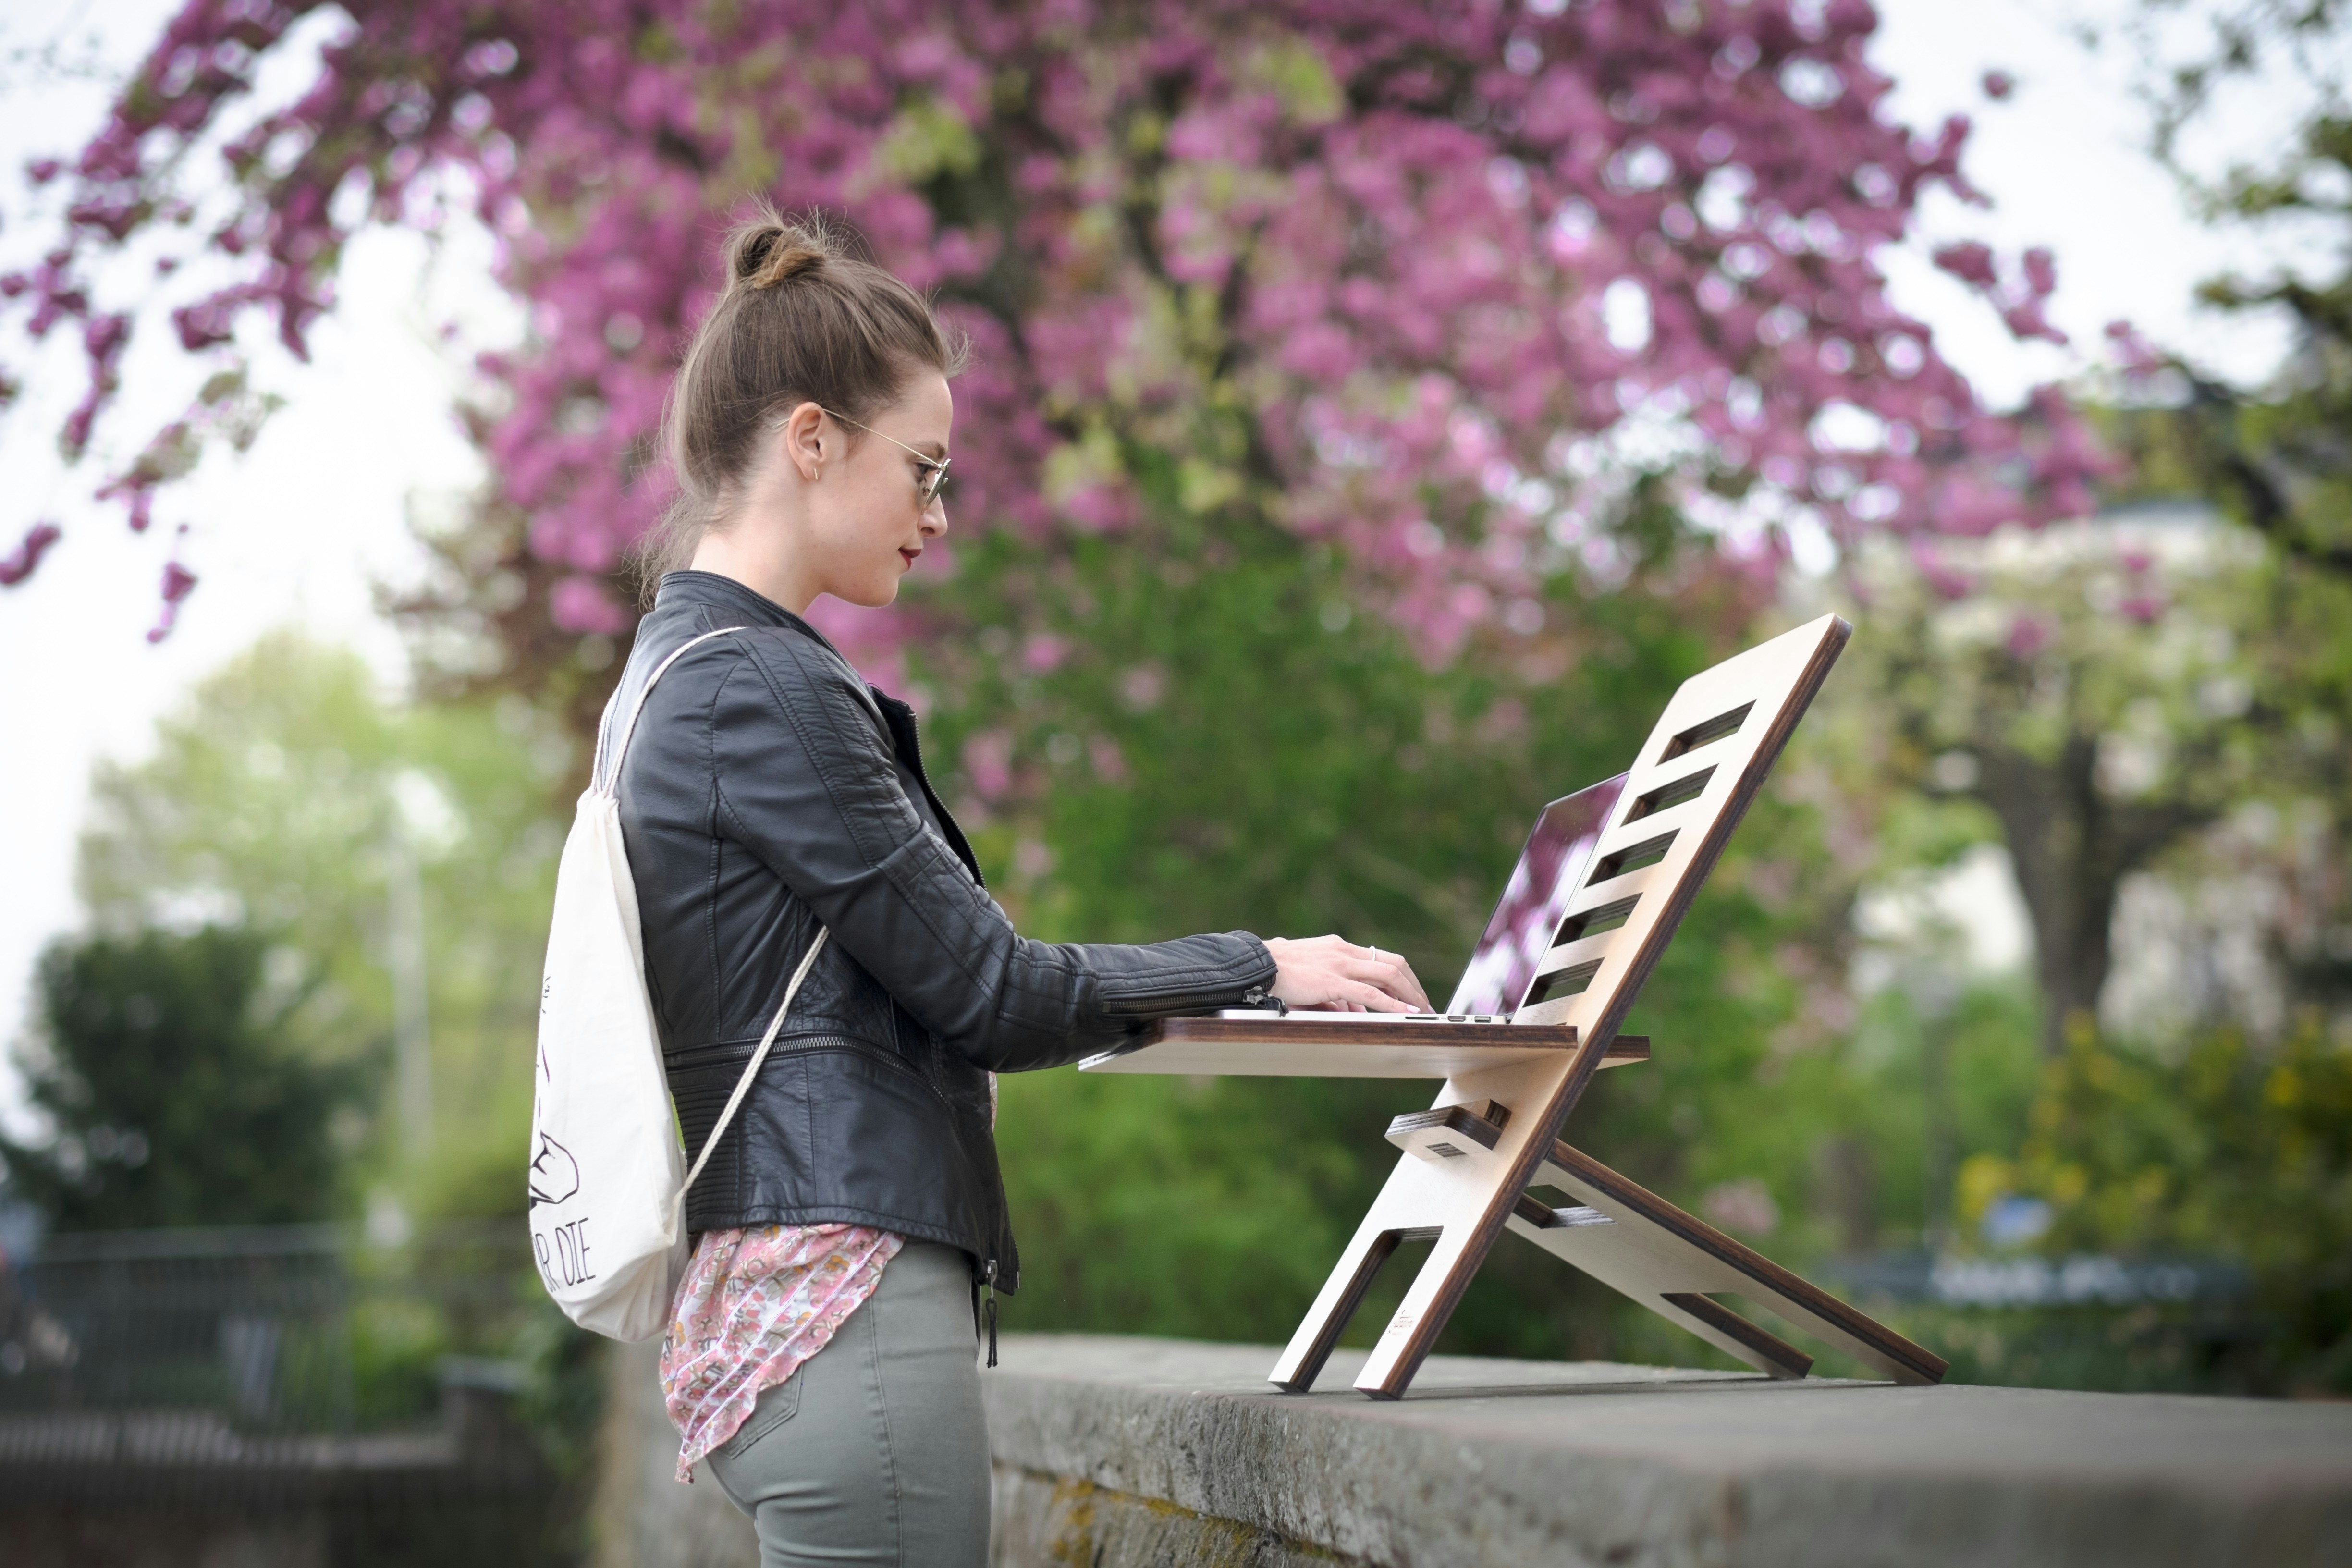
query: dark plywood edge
[
  {"left": 1146, "top": 1017, "right": 1576, "bottom": 1048},
  {"left": 1548, "top": 1139, "right": 1948, "bottom": 1384},
  {"left": 1575, "top": 617, "right": 1851, "bottom": 1072},
  {"left": 1386, "top": 1102, "right": 1509, "bottom": 1152},
  {"left": 1512, "top": 1193, "right": 1613, "bottom": 1229},
  {"left": 1116, "top": 1017, "right": 1650, "bottom": 1058},
  {"left": 1662, "top": 1291, "right": 1814, "bottom": 1378},
  {"left": 1273, "top": 1230, "right": 1401, "bottom": 1394},
  {"left": 1366, "top": 1033, "right": 1621, "bottom": 1398}
]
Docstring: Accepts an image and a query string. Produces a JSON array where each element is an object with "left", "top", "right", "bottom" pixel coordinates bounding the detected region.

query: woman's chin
[{"left": 839, "top": 578, "right": 901, "bottom": 610}]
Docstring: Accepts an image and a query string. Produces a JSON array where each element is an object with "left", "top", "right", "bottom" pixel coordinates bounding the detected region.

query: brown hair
[{"left": 636, "top": 207, "right": 967, "bottom": 594}]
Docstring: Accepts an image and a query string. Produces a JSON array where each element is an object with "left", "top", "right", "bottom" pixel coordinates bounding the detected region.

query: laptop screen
[{"left": 1445, "top": 775, "right": 1626, "bottom": 1018}]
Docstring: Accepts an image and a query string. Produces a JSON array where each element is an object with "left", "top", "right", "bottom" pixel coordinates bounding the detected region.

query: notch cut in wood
[
  {"left": 1662, "top": 701, "right": 1753, "bottom": 761},
  {"left": 1386, "top": 1101, "right": 1511, "bottom": 1163},
  {"left": 1511, "top": 1193, "right": 1614, "bottom": 1229},
  {"left": 1589, "top": 831, "right": 1676, "bottom": 885},
  {"left": 1627, "top": 765, "right": 1716, "bottom": 822}
]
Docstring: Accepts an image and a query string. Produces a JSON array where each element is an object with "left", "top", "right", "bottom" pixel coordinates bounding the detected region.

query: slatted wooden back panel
[{"left": 1512, "top": 612, "right": 1850, "bottom": 1042}]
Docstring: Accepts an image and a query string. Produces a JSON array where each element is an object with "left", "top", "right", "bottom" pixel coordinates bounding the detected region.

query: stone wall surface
[
  {"left": 980, "top": 1334, "right": 2352, "bottom": 1568},
  {"left": 591, "top": 1331, "right": 2352, "bottom": 1568}
]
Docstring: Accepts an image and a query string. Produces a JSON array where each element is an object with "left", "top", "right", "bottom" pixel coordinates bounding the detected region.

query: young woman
[{"left": 614, "top": 209, "right": 1430, "bottom": 1568}]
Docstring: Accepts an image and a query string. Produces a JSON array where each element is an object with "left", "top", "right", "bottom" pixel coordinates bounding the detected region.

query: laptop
[{"left": 1215, "top": 774, "right": 1627, "bottom": 1028}]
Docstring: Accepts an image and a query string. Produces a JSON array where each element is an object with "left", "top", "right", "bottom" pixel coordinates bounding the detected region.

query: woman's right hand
[{"left": 1263, "top": 935, "right": 1431, "bottom": 1014}]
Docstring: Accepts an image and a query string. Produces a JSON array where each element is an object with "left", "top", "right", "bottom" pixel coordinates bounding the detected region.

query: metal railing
[{"left": 0, "top": 1218, "right": 559, "bottom": 1508}]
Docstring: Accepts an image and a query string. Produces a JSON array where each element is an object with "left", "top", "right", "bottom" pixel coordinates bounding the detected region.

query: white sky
[{"left": 0, "top": 0, "right": 2330, "bottom": 1106}]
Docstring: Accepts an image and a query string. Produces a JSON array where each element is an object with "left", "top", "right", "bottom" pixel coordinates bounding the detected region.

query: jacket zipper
[
  {"left": 803, "top": 1036, "right": 964, "bottom": 1122},
  {"left": 1099, "top": 970, "right": 1272, "bottom": 1017}
]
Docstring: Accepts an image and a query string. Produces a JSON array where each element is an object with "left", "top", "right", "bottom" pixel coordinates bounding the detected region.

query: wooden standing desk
[{"left": 1081, "top": 612, "right": 1946, "bottom": 1398}]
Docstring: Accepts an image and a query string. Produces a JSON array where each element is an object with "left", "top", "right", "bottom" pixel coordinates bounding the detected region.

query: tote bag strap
[
  {"left": 681, "top": 928, "right": 830, "bottom": 1200},
  {"left": 591, "top": 626, "right": 744, "bottom": 793}
]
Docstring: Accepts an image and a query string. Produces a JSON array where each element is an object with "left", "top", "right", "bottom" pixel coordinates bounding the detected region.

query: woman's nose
[{"left": 922, "top": 502, "right": 947, "bottom": 539}]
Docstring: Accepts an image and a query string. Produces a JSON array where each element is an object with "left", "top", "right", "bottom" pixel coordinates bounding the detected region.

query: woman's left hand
[{"left": 1262, "top": 935, "right": 1432, "bottom": 1013}]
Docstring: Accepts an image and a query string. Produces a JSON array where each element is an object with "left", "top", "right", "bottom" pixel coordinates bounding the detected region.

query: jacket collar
[{"left": 654, "top": 570, "right": 849, "bottom": 662}]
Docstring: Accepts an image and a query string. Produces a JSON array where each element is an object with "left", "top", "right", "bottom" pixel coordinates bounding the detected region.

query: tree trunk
[{"left": 1972, "top": 737, "right": 2213, "bottom": 1055}]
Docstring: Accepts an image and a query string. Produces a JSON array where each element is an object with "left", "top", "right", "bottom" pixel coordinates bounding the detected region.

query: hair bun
[{"left": 734, "top": 222, "right": 830, "bottom": 291}]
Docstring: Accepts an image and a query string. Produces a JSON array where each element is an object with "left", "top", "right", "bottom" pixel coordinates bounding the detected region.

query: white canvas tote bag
[{"left": 528, "top": 627, "right": 828, "bottom": 1340}]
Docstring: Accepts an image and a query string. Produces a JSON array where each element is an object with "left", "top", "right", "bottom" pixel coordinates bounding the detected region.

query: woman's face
[{"left": 806, "top": 372, "right": 952, "bottom": 608}]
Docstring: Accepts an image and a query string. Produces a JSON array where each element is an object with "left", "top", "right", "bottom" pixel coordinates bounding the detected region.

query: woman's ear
[{"left": 777, "top": 400, "right": 827, "bottom": 482}]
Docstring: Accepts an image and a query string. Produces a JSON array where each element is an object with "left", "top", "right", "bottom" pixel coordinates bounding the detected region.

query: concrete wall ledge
[{"left": 983, "top": 1334, "right": 2352, "bottom": 1568}]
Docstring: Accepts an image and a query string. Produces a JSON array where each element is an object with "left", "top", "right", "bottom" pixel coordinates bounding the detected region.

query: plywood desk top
[{"left": 1079, "top": 1016, "right": 1650, "bottom": 1079}]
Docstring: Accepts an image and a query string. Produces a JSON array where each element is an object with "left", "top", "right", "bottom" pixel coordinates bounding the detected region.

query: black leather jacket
[{"left": 614, "top": 572, "right": 1275, "bottom": 1291}]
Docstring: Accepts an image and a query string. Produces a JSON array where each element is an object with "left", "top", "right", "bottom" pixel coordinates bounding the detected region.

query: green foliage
[
  {"left": 44, "top": 460, "right": 2352, "bottom": 1401},
  {"left": 1829, "top": 524, "right": 2352, "bottom": 1052},
  {"left": 2119, "top": 0, "right": 2352, "bottom": 576},
  {"left": 0, "top": 925, "right": 370, "bottom": 1228},
  {"left": 1959, "top": 1020, "right": 2352, "bottom": 1392},
  {"left": 917, "top": 526, "right": 1696, "bottom": 964},
  {"left": 65, "top": 629, "right": 572, "bottom": 1222},
  {"left": 1827, "top": 2, "right": 2352, "bottom": 1359},
  {"left": 1884, "top": 1302, "right": 2261, "bottom": 1395},
  {"left": 509, "top": 1290, "right": 612, "bottom": 1480},
  {"left": 905, "top": 497, "right": 1849, "bottom": 1357},
  {"left": 346, "top": 1291, "right": 449, "bottom": 1426},
  {"left": 994, "top": 1070, "right": 1381, "bottom": 1340}
]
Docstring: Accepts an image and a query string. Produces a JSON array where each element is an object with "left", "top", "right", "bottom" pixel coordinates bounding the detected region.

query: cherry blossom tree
[{"left": 5, "top": 0, "right": 2102, "bottom": 664}]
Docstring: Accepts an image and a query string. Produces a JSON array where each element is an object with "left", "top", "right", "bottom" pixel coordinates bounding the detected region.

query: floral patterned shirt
[{"left": 660, "top": 1223, "right": 902, "bottom": 1481}]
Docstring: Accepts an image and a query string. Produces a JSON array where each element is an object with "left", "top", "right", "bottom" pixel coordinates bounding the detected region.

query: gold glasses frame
[{"left": 820, "top": 406, "right": 951, "bottom": 505}]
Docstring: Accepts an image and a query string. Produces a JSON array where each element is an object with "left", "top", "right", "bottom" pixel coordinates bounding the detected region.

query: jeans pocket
[{"left": 719, "top": 1367, "right": 804, "bottom": 1459}]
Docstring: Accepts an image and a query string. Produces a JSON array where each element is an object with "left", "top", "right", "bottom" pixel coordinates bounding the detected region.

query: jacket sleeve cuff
[
  {"left": 1088, "top": 931, "right": 1281, "bottom": 1019},
  {"left": 1231, "top": 931, "right": 1278, "bottom": 993}
]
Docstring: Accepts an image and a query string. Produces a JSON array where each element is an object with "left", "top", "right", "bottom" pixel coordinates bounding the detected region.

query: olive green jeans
[{"left": 702, "top": 1240, "right": 990, "bottom": 1568}]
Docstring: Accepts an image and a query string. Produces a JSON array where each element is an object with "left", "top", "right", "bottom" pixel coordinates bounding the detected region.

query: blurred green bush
[{"left": 1954, "top": 1020, "right": 2352, "bottom": 1393}]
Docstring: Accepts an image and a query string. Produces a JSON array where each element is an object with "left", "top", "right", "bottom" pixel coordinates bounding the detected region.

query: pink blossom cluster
[{"left": 6, "top": 0, "right": 2107, "bottom": 658}]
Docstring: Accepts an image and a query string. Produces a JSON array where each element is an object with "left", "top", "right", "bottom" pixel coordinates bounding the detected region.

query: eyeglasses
[{"left": 820, "top": 407, "right": 952, "bottom": 505}]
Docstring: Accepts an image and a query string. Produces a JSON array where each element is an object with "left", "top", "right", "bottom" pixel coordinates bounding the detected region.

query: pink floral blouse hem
[{"left": 660, "top": 1223, "right": 902, "bottom": 1481}]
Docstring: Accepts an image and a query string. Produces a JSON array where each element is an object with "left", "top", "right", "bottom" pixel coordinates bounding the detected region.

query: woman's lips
[{"left": 899, "top": 547, "right": 921, "bottom": 568}]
